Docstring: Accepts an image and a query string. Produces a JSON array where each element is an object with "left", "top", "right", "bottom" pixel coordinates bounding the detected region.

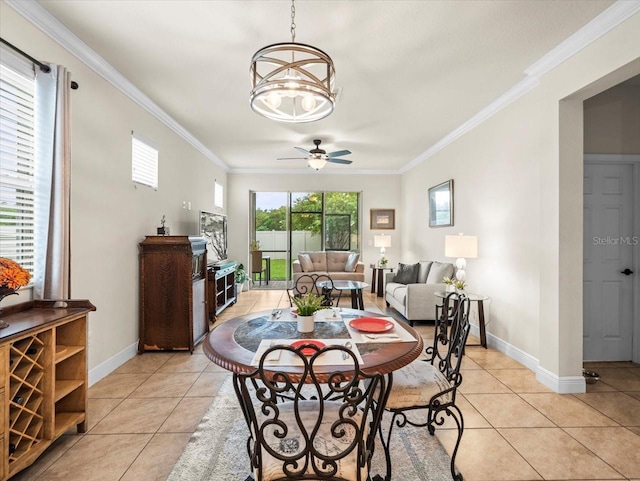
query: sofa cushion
[
  {"left": 304, "top": 252, "right": 328, "bottom": 272},
  {"left": 344, "top": 253, "right": 360, "bottom": 272},
  {"left": 417, "top": 261, "right": 433, "bottom": 284},
  {"left": 385, "top": 282, "right": 405, "bottom": 296},
  {"left": 326, "top": 251, "right": 350, "bottom": 272},
  {"left": 393, "top": 263, "right": 419, "bottom": 284},
  {"left": 392, "top": 285, "right": 407, "bottom": 305},
  {"left": 298, "top": 253, "right": 314, "bottom": 272},
  {"left": 330, "top": 271, "right": 365, "bottom": 282},
  {"left": 426, "top": 262, "right": 454, "bottom": 284}
]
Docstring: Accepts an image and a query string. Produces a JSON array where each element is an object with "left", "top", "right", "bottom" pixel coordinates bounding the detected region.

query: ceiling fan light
[{"left": 308, "top": 157, "right": 326, "bottom": 170}]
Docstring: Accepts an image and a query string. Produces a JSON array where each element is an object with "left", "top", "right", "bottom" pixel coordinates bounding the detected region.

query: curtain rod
[{"left": 0, "top": 37, "right": 79, "bottom": 90}]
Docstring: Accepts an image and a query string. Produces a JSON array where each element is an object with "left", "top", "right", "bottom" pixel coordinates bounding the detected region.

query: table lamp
[
  {"left": 374, "top": 235, "right": 391, "bottom": 264},
  {"left": 445, "top": 234, "right": 477, "bottom": 281}
]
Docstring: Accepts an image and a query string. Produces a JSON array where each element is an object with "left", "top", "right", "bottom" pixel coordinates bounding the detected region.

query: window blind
[
  {"left": 132, "top": 134, "right": 158, "bottom": 189},
  {"left": 0, "top": 63, "right": 36, "bottom": 273}
]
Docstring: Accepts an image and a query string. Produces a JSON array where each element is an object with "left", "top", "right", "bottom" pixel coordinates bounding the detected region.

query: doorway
[{"left": 581, "top": 72, "right": 640, "bottom": 363}]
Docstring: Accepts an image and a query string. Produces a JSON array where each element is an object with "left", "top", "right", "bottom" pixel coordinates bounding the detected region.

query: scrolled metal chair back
[
  {"left": 234, "top": 343, "right": 386, "bottom": 481},
  {"left": 289, "top": 273, "right": 335, "bottom": 307},
  {"left": 426, "top": 292, "right": 471, "bottom": 385}
]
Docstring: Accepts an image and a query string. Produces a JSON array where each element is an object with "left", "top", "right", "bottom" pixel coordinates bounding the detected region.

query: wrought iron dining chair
[
  {"left": 378, "top": 292, "right": 471, "bottom": 481},
  {"left": 287, "top": 273, "right": 335, "bottom": 307},
  {"left": 234, "top": 343, "right": 387, "bottom": 481}
]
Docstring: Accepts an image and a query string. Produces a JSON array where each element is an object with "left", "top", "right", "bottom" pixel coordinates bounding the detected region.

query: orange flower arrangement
[{"left": 0, "top": 257, "right": 31, "bottom": 290}]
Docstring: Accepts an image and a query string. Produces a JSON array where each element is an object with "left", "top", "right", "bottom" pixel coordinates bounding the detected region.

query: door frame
[{"left": 584, "top": 154, "right": 640, "bottom": 363}]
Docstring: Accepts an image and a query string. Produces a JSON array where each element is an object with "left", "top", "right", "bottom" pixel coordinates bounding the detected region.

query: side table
[
  {"left": 370, "top": 265, "right": 394, "bottom": 297},
  {"left": 434, "top": 291, "right": 489, "bottom": 348}
]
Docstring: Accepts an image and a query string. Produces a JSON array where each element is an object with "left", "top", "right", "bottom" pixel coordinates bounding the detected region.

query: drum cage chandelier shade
[{"left": 250, "top": 43, "right": 336, "bottom": 123}]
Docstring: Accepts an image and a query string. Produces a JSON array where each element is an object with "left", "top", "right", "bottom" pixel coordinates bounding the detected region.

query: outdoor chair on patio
[
  {"left": 234, "top": 343, "right": 387, "bottom": 481},
  {"left": 287, "top": 273, "right": 335, "bottom": 307},
  {"left": 378, "top": 292, "right": 471, "bottom": 481}
]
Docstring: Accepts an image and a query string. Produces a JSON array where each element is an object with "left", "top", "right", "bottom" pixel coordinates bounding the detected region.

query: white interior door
[{"left": 583, "top": 162, "right": 635, "bottom": 361}]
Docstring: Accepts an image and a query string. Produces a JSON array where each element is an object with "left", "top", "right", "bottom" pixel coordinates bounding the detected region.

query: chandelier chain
[{"left": 290, "top": 0, "right": 296, "bottom": 43}]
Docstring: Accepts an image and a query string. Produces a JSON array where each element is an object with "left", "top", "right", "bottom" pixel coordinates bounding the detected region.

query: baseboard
[
  {"left": 88, "top": 341, "right": 138, "bottom": 387},
  {"left": 469, "top": 324, "right": 539, "bottom": 372},
  {"left": 469, "top": 324, "right": 585, "bottom": 393},
  {"left": 535, "top": 366, "right": 586, "bottom": 394}
]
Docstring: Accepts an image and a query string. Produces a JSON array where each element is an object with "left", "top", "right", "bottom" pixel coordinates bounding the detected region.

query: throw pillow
[
  {"left": 426, "top": 261, "right": 454, "bottom": 284},
  {"left": 344, "top": 253, "right": 360, "bottom": 272},
  {"left": 393, "top": 263, "right": 419, "bottom": 285},
  {"left": 416, "top": 261, "right": 433, "bottom": 284},
  {"left": 298, "top": 253, "right": 314, "bottom": 272}
]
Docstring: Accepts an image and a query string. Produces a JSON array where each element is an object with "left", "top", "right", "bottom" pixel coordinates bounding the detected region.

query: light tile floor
[{"left": 11, "top": 290, "right": 640, "bottom": 481}]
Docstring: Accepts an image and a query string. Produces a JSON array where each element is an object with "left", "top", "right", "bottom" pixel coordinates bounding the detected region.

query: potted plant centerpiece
[
  {"left": 292, "top": 292, "right": 324, "bottom": 333},
  {"left": 454, "top": 280, "right": 467, "bottom": 293}
]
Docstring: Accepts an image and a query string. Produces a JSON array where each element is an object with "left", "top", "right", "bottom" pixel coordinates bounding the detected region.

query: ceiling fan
[{"left": 278, "top": 139, "right": 352, "bottom": 170}]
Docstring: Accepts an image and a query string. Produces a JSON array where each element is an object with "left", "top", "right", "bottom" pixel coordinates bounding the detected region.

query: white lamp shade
[
  {"left": 374, "top": 235, "right": 392, "bottom": 248},
  {"left": 445, "top": 235, "right": 477, "bottom": 258}
]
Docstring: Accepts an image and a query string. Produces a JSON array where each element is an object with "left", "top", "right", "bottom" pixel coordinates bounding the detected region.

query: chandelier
[{"left": 250, "top": 0, "right": 336, "bottom": 123}]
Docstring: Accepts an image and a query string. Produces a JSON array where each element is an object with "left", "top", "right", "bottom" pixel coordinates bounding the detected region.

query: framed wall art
[
  {"left": 428, "top": 180, "right": 454, "bottom": 227},
  {"left": 370, "top": 209, "right": 395, "bottom": 230}
]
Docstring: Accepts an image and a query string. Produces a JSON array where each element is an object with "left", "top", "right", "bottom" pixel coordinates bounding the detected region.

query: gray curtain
[{"left": 34, "top": 65, "right": 72, "bottom": 299}]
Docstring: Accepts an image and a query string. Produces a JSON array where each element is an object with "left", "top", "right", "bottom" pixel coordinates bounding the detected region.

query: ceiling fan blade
[
  {"left": 327, "top": 158, "right": 352, "bottom": 165},
  {"left": 327, "top": 149, "right": 351, "bottom": 158},
  {"left": 294, "top": 147, "right": 311, "bottom": 155},
  {"left": 277, "top": 157, "right": 307, "bottom": 160}
]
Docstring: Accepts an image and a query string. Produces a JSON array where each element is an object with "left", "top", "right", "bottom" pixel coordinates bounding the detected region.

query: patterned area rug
[{"left": 168, "top": 376, "right": 453, "bottom": 481}]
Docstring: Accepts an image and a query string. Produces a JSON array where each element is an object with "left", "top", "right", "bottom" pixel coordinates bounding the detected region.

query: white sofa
[
  {"left": 385, "top": 261, "right": 454, "bottom": 325},
  {"left": 292, "top": 251, "right": 365, "bottom": 283}
]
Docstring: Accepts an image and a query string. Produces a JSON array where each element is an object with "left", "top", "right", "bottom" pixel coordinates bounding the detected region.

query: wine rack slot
[
  {"left": 0, "top": 299, "right": 94, "bottom": 480},
  {"left": 8, "top": 333, "right": 46, "bottom": 467}
]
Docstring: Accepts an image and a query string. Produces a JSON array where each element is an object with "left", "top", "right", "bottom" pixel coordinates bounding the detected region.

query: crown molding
[
  {"left": 228, "top": 168, "right": 399, "bottom": 175},
  {"left": 400, "top": 76, "right": 540, "bottom": 174},
  {"left": 525, "top": 0, "right": 640, "bottom": 78},
  {"left": 404, "top": 0, "right": 640, "bottom": 173},
  {"left": 5, "top": 0, "right": 229, "bottom": 173}
]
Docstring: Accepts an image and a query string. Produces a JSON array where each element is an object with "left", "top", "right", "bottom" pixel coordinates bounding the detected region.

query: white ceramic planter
[
  {"left": 297, "top": 315, "right": 315, "bottom": 333},
  {"left": 446, "top": 284, "right": 456, "bottom": 293}
]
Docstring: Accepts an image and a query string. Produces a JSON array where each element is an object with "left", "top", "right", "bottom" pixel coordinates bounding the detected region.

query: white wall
[
  {"left": 1, "top": 4, "right": 227, "bottom": 382},
  {"left": 228, "top": 173, "right": 401, "bottom": 284},
  {"left": 399, "top": 13, "right": 640, "bottom": 390}
]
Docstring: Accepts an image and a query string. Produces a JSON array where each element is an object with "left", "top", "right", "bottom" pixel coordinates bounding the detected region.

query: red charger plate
[
  {"left": 291, "top": 340, "right": 326, "bottom": 356},
  {"left": 349, "top": 318, "right": 394, "bottom": 333}
]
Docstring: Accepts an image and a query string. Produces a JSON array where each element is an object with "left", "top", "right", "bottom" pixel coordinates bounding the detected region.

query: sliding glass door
[
  {"left": 253, "top": 192, "right": 287, "bottom": 282},
  {"left": 252, "top": 191, "right": 360, "bottom": 283}
]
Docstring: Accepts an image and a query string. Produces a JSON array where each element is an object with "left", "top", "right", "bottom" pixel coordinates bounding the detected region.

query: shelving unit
[
  {"left": 0, "top": 299, "right": 94, "bottom": 480},
  {"left": 207, "top": 261, "right": 237, "bottom": 321}
]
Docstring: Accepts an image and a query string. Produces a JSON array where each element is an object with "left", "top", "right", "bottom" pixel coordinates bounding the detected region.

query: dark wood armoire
[{"left": 138, "top": 236, "right": 208, "bottom": 353}]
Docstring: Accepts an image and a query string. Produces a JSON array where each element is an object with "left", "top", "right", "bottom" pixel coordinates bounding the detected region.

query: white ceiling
[{"left": 34, "top": 0, "right": 616, "bottom": 173}]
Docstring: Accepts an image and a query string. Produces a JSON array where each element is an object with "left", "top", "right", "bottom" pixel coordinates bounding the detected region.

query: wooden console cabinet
[
  {"left": 0, "top": 299, "right": 95, "bottom": 480},
  {"left": 207, "top": 262, "right": 237, "bottom": 321},
  {"left": 139, "top": 236, "right": 208, "bottom": 353}
]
